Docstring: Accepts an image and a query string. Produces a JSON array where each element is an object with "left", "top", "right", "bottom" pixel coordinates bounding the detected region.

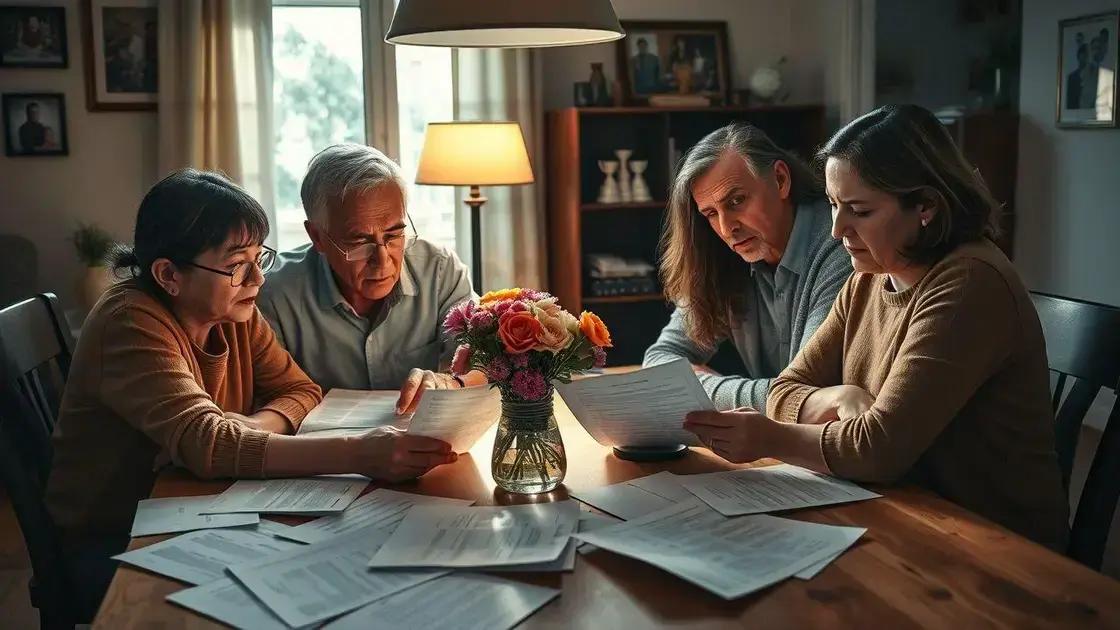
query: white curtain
[
  {"left": 452, "top": 48, "right": 547, "bottom": 291},
  {"left": 158, "top": 0, "right": 276, "bottom": 245}
]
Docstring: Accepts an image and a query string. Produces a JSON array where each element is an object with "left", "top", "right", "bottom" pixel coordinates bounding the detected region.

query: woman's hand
[
  {"left": 396, "top": 369, "right": 461, "bottom": 415},
  {"left": 349, "top": 427, "right": 457, "bottom": 482},
  {"left": 683, "top": 407, "right": 774, "bottom": 464},
  {"left": 799, "top": 385, "right": 875, "bottom": 424}
]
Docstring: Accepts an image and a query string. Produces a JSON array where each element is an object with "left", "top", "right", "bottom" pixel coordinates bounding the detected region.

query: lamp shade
[
  {"left": 416, "top": 122, "right": 534, "bottom": 186},
  {"left": 385, "top": 0, "right": 624, "bottom": 48}
]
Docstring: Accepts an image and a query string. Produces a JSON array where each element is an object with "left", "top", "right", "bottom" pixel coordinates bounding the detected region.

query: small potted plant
[
  {"left": 70, "top": 222, "right": 116, "bottom": 310},
  {"left": 443, "top": 288, "right": 612, "bottom": 494}
]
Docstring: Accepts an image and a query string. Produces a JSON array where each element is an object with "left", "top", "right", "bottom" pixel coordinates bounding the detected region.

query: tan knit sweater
[
  {"left": 767, "top": 240, "right": 1069, "bottom": 550},
  {"left": 45, "top": 281, "right": 322, "bottom": 541}
]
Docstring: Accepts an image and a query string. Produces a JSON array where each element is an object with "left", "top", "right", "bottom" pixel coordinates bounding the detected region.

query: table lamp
[{"left": 415, "top": 121, "right": 534, "bottom": 291}]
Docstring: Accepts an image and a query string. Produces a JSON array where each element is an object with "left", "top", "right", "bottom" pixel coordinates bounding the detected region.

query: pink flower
[
  {"left": 451, "top": 344, "right": 472, "bottom": 375},
  {"left": 519, "top": 289, "right": 550, "bottom": 301},
  {"left": 486, "top": 356, "right": 512, "bottom": 381},
  {"left": 511, "top": 353, "right": 529, "bottom": 369},
  {"left": 492, "top": 299, "right": 530, "bottom": 318},
  {"left": 468, "top": 309, "right": 496, "bottom": 332},
  {"left": 592, "top": 346, "right": 607, "bottom": 368},
  {"left": 442, "top": 300, "right": 475, "bottom": 336},
  {"left": 510, "top": 369, "right": 549, "bottom": 401}
]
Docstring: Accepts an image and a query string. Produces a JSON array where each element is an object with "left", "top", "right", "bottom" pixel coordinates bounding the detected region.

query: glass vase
[{"left": 491, "top": 391, "right": 566, "bottom": 494}]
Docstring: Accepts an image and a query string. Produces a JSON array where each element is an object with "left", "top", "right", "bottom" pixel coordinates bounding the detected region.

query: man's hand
[{"left": 396, "top": 369, "right": 461, "bottom": 415}]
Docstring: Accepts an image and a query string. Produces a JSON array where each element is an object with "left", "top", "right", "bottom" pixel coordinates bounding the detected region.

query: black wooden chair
[
  {"left": 0, "top": 293, "right": 77, "bottom": 628},
  {"left": 1032, "top": 291, "right": 1120, "bottom": 570}
]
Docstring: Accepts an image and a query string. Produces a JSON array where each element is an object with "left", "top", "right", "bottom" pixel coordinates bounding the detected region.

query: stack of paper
[
  {"left": 573, "top": 498, "right": 865, "bottom": 599},
  {"left": 297, "top": 389, "right": 404, "bottom": 435},
  {"left": 556, "top": 359, "right": 712, "bottom": 447},
  {"left": 130, "top": 495, "right": 259, "bottom": 537},
  {"left": 677, "top": 463, "right": 882, "bottom": 515},
  {"left": 368, "top": 501, "right": 580, "bottom": 569},
  {"left": 202, "top": 477, "right": 367, "bottom": 515},
  {"left": 571, "top": 471, "right": 693, "bottom": 520}
]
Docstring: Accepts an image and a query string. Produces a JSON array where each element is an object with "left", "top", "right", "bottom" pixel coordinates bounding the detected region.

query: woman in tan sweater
[
  {"left": 46, "top": 170, "right": 456, "bottom": 619},
  {"left": 684, "top": 105, "right": 1068, "bottom": 550}
]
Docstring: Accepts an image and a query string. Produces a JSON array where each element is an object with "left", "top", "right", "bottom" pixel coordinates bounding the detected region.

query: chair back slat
[
  {"left": 0, "top": 293, "right": 77, "bottom": 627},
  {"left": 1032, "top": 292, "right": 1120, "bottom": 571}
]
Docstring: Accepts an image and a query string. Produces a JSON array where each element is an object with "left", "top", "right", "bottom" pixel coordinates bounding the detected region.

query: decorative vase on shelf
[
  {"left": 615, "top": 149, "right": 633, "bottom": 203},
  {"left": 597, "top": 160, "right": 620, "bottom": 203},
  {"left": 491, "top": 389, "right": 566, "bottom": 493},
  {"left": 630, "top": 160, "right": 652, "bottom": 202}
]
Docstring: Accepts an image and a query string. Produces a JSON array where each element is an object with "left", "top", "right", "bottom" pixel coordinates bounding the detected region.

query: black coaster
[{"left": 612, "top": 444, "right": 689, "bottom": 461}]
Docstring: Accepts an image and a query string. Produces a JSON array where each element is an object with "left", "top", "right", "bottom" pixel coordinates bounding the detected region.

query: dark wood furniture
[
  {"left": 95, "top": 393, "right": 1120, "bottom": 628},
  {"left": 0, "top": 294, "right": 77, "bottom": 629},
  {"left": 1032, "top": 291, "right": 1120, "bottom": 570},
  {"left": 546, "top": 105, "right": 827, "bottom": 365}
]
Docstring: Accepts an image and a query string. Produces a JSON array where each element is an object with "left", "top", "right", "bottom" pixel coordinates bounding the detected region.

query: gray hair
[{"left": 300, "top": 143, "right": 408, "bottom": 226}]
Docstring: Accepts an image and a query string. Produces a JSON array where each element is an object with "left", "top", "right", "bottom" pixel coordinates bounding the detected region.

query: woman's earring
[
  {"left": 168, "top": 287, "right": 178, "bottom": 296},
  {"left": 921, "top": 219, "right": 929, "bottom": 227}
]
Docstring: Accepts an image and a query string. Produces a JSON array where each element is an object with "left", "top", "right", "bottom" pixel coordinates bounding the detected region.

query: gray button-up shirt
[
  {"left": 643, "top": 200, "right": 852, "bottom": 411},
  {"left": 258, "top": 240, "right": 474, "bottom": 392}
]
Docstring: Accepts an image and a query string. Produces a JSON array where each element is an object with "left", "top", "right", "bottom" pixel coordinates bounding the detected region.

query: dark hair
[
  {"left": 661, "top": 122, "right": 822, "bottom": 349},
  {"left": 109, "top": 169, "right": 270, "bottom": 288},
  {"left": 25, "top": 102, "right": 38, "bottom": 116},
  {"left": 815, "top": 104, "right": 999, "bottom": 265}
]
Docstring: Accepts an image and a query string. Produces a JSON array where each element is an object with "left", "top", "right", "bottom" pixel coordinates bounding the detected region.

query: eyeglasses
[
  {"left": 321, "top": 216, "right": 418, "bottom": 262},
  {"left": 185, "top": 246, "right": 277, "bottom": 287}
]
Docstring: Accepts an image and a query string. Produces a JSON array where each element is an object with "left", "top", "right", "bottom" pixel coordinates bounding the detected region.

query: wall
[
  {"left": 541, "top": 0, "right": 850, "bottom": 125},
  {"left": 0, "top": 0, "right": 158, "bottom": 316}
]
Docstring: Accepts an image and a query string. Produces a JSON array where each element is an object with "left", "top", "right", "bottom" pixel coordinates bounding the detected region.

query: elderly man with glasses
[{"left": 260, "top": 143, "right": 482, "bottom": 413}]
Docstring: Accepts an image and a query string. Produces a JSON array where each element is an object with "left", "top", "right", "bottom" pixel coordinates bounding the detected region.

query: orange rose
[
  {"left": 579, "top": 311, "right": 613, "bottom": 348},
  {"left": 480, "top": 288, "right": 523, "bottom": 305},
  {"left": 498, "top": 310, "right": 542, "bottom": 354}
]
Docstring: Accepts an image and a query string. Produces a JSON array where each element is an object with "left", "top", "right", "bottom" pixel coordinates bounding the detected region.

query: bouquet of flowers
[{"left": 442, "top": 288, "right": 612, "bottom": 401}]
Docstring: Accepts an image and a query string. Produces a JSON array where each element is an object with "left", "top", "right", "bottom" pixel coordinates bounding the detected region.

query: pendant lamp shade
[{"left": 385, "top": 0, "right": 625, "bottom": 48}]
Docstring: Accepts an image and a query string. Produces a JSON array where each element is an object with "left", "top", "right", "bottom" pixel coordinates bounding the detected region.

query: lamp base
[{"left": 612, "top": 444, "right": 689, "bottom": 462}]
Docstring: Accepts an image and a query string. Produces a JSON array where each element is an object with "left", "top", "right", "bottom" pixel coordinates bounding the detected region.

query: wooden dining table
[{"left": 93, "top": 392, "right": 1120, "bottom": 629}]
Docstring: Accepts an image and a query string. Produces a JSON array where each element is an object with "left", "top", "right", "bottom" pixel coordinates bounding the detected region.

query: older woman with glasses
[
  {"left": 46, "top": 169, "right": 457, "bottom": 621},
  {"left": 259, "top": 143, "right": 482, "bottom": 414}
]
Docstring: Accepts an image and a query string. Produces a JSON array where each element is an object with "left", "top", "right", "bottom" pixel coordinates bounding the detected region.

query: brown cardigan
[
  {"left": 45, "top": 281, "right": 322, "bottom": 541},
  {"left": 767, "top": 240, "right": 1069, "bottom": 550}
]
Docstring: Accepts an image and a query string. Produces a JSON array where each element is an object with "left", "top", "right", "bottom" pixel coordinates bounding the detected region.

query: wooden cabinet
[{"left": 546, "top": 105, "right": 827, "bottom": 365}]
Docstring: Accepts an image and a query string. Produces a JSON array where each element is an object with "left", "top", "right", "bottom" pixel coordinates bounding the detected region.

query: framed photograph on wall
[
  {"left": 616, "top": 20, "right": 730, "bottom": 105},
  {"left": 1056, "top": 11, "right": 1117, "bottom": 128},
  {"left": 2, "top": 92, "right": 69, "bottom": 156},
  {"left": 0, "top": 5, "right": 68, "bottom": 68},
  {"left": 83, "top": 0, "right": 158, "bottom": 111}
]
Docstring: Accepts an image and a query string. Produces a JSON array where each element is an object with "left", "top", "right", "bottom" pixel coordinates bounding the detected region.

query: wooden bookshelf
[{"left": 546, "top": 105, "right": 827, "bottom": 364}]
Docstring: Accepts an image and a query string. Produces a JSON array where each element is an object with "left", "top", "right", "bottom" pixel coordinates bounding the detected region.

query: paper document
[
  {"left": 324, "top": 573, "right": 561, "bottom": 630},
  {"left": 575, "top": 510, "right": 621, "bottom": 554},
  {"left": 202, "top": 477, "right": 367, "bottom": 515},
  {"left": 113, "top": 521, "right": 302, "bottom": 585},
  {"left": 406, "top": 385, "right": 502, "bottom": 452},
  {"left": 556, "top": 360, "right": 712, "bottom": 447},
  {"left": 678, "top": 463, "right": 881, "bottom": 516},
  {"left": 277, "top": 489, "right": 475, "bottom": 545},
  {"left": 368, "top": 500, "right": 580, "bottom": 569},
  {"left": 573, "top": 498, "right": 866, "bottom": 599},
  {"left": 298, "top": 389, "right": 404, "bottom": 434},
  {"left": 794, "top": 548, "right": 845, "bottom": 580},
  {"left": 167, "top": 577, "right": 289, "bottom": 630},
  {"left": 130, "top": 495, "right": 258, "bottom": 537},
  {"left": 571, "top": 471, "right": 690, "bottom": 520},
  {"left": 228, "top": 527, "right": 444, "bottom": 628}
]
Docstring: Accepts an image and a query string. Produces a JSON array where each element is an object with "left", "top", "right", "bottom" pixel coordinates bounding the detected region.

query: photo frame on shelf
[{"left": 616, "top": 20, "right": 730, "bottom": 105}]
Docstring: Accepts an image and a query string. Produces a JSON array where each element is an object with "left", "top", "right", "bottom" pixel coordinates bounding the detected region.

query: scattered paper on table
[
  {"left": 130, "top": 495, "right": 258, "bottom": 537},
  {"left": 406, "top": 385, "right": 502, "bottom": 452},
  {"left": 571, "top": 471, "right": 690, "bottom": 520},
  {"left": 556, "top": 359, "right": 711, "bottom": 447},
  {"left": 276, "top": 488, "right": 475, "bottom": 545},
  {"left": 324, "top": 573, "right": 560, "bottom": 630},
  {"left": 573, "top": 498, "right": 866, "bottom": 599},
  {"left": 202, "top": 477, "right": 367, "bottom": 515},
  {"left": 166, "top": 577, "right": 289, "bottom": 630},
  {"left": 678, "top": 463, "right": 881, "bottom": 516}
]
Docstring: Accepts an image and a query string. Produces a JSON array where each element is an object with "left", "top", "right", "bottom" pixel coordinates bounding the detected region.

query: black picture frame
[
  {"left": 0, "top": 5, "right": 68, "bottom": 69},
  {"left": 616, "top": 20, "right": 731, "bottom": 105},
  {"left": 3, "top": 92, "right": 69, "bottom": 157},
  {"left": 1056, "top": 11, "right": 1118, "bottom": 128}
]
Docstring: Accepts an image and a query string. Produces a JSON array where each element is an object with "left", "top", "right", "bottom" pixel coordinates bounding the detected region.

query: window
[
  {"left": 272, "top": 2, "right": 365, "bottom": 250},
  {"left": 271, "top": 1, "right": 456, "bottom": 254}
]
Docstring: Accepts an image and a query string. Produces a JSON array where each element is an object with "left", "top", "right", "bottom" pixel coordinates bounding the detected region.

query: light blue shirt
[{"left": 258, "top": 240, "right": 474, "bottom": 392}]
